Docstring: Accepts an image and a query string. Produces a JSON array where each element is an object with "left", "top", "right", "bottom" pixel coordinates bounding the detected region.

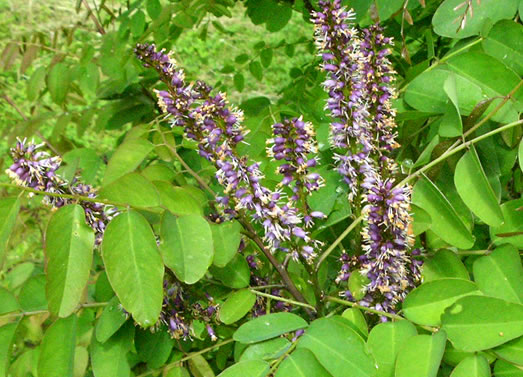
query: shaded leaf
[
  {"left": 38, "top": 316, "right": 77, "bottom": 377},
  {"left": 99, "top": 173, "right": 160, "bottom": 208},
  {"left": 102, "top": 211, "right": 164, "bottom": 327},
  {"left": 219, "top": 289, "right": 256, "bottom": 325},
  {"left": 274, "top": 348, "right": 331, "bottom": 377},
  {"left": 441, "top": 295, "right": 523, "bottom": 351},
  {"left": 160, "top": 212, "right": 213, "bottom": 284},
  {"left": 395, "top": 331, "right": 447, "bottom": 377},
  {"left": 217, "top": 360, "right": 269, "bottom": 377},
  {"left": 234, "top": 312, "right": 308, "bottom": 344},
  {"left": 212, "top": 221, "right": 243, "bottom": 267},
  {"left": 46, "top": 205, "right": 94, "bottom": 317},
  {"left": 422, "top": 249, "right": 469, "bottom": 282}
]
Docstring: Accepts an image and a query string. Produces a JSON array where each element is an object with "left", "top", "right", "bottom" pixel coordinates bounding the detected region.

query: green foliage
[{"left": 1, "top": 0, "right": 522, "bottom": 376}]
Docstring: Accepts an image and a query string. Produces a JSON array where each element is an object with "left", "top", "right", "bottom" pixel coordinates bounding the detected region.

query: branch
[
  {"left": 1, "top": 301, "right": 108, "bottom": 319},
  {"left": 240, "top": 219, "right": 315, "bottom": 318},
  {"left": 81, "top": 0, "right": 106, "bottom": 35},
  {"left": 250, "top": 290, "right": 316, "bottom": 311}
]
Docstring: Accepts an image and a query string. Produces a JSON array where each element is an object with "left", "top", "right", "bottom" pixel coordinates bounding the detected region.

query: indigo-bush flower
[
  {"left": 135, "top": 43, "right": 323, "bottom": 263},
  {"left": 313, "top": 1, "right": 422, "bottom": 315},
  {"left": 6, "top": 139, "right": 114, "bottom": 243},
  {"left": 267, "top": 117, "right": 326, "bottom": 226},
  {"left": 159, "top": 277, "right": 219, "bottom": 341}
]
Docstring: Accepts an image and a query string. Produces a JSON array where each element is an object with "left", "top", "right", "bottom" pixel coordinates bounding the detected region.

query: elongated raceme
[
  {"left": 6, "top": 138, "right": 115, "bottom": 243},
  {"left": 313, "top": 0, "right": 422, "bottom": 317},
  {"left": 135, "top": 43, "right": 323, "bottom": 264}
]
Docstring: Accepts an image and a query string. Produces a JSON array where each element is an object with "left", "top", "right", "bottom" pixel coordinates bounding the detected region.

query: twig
[
  {"left": 2, "top": 94, "right": 61, "bottom": 156},
  {"left": 269, "top": 340, "right": 297, "bottom": 373},
  {"left": 326, "top": 296, "right": 404, "bottom": 320},
  {"left": 81, "top": 0, "right": 105, "bottom": 35},
  {"left": 0, "top": 182, "right": 152, "bottom": 211},
  {"left": 240, "top": 219, "right": 314, "bottom": 318},
  {"left": 250, "top": 290, "right": 316, "bottom": 311},
  {"left": 2, "top": 301, "right": 108, "bottom": 319},
  {"left": 315, "top": 216, "right": 363, "bottom": 272}
]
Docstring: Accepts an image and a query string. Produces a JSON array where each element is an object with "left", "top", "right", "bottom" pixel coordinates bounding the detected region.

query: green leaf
[
  {"left": 249, "top": 61, "right": 263, "bottom": 81},
  {"left": 219, "top": 289, "right": 256, "bottom": 325},
  {"left": 376, "top": 0, "right": 403, "bottom": 21},
  {"left": 473, "top": 244, "right": 523, "bottom": 304},
  {"left": 154, "top": 181, "right": 203, "bottom": 216},
  {"left": 450, "top": 355, "right": 491, "bottom": 377},
  {"left": 265, "top": 2, "right": 292, "bottom": 32},
  {"left": 18, "top": 274, "right": 47, "bottom": 311},
  {"left": 455, "top": 146, "right": 504, "bottom": 226},
  {"left": 260, "top": 48, "right": 273, "bottom": 68},
  {"left": 341, "top": 308, "right": 368, "bottom": 338},
  {"left": 519, "top": 138, "right": 523, "bottom": 172},
  {"left": 46, "top": 205, "right": 94, "bottom": 318},
  {"left": 422, "top": 249, "right": 469, "bottom": 282},
  {"left": 99, "top": 173, "right": 160, "bottom": 208},
  {"left": 130, "top": 10, "right": 146, "bottom": 37},
  {"left": 217, "top": 360, "right": 269, "bottom": 377},
  {"left": 411, "top": 204, "right": 432, "bottom": 236},
  {"left": 160, "top": 212, "right": 213, "bottom": 284},
  {"left": 38, "top": 316, "right": 77, "bottom": 377},
  {"left": 297, "top": 316, "right": 374, "bottom": 377},
  {"left": 0, "top": 198, "right": 20, "bottom": 262},
  {"left": 234, "top": 73, "right": 245, "bottom": 92},
  {"left": 412, "top": 178, "right": 474, "bottom": 249},
  {"left": 47, "top": 62, "right": 70, "bottom": 105},
  {"left": 0, "top": 322, "right": 18, "bottom": 377},
  {"left": 439, "top": 73, "right": 463, "bottom": 137},
  {"left": 367, "top": 320, "right": 418, "bottom": 377},
  {"left": 494, "top": 359, "right": 523, "bottom": 377},
  {"left": 442, "top": 295, "right": 523, "bottom": 351},
  {"left": 135, "top": 328, "right": 174, "bottom": 368},
  {"left": 95, "top": 296, "right": 127, "bottom": 343},
  {"left": 483, "top": 20, "right": 523, "bottom": 75},
  {"left": 102, "top": 211, "right": 164, "bottom": 327},
  {"left": 403, "top": 278, "right": 481, "bottom": 326},
  {"left": 211, "top": 221, "right": 242, "bottom": 267},
  {"left": 274, "top": 348, "right": 331, "bottom": 377},
  {"left": 493, "top": 336, "right": 523, "bottom": 366},
  {"left": 165, "top": 367, "right": 191, "bottom": 377},
  {"left": 240, "top": 337, "right": 290, "bottom": 361},
  {"left": 188, "top": 354, "right": 215, "bottom": 377},
  {"left": 349, "top": 270, "right": 370, "bottom": 301},
  {"left": 432, "top": 0, "right": 518, "bottom": 39},
  {"left": 91, "top": 323, "right": 133, "bottom": 377},
  {"left": 395, "top": 331, "right": 447, "bottom": 377},
  {"left": 405, "top": 55, "right": 521, "bottom": 124},
  {"left": 490, "top": 199, "right": 523, "bottom": 248},
  {"left": 0, "top": 287, "right": 19, "bottom": 315},
  {"left": 27, "top": 66, "right": 47, "bottom": 101},
  {"left": 74, "top": 346, "right": 89, "bottom": 377},
  {"left": 103, "top": 138, "right": 154, "bottom": 185},
  {"left": 210, "top": 254, "right": 251, "bottom": 289},
  {"left": 146, "top": 0, "right": 162, "bottom": 19},
  {"left": 61, "top": 148, "right": 103, "bottom": 184},
  {"left": 234, "top": 312, "right": 308, "bottom": 344}
]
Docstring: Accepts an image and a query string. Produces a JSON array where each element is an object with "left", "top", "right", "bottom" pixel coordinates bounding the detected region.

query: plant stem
[
  {"left": 315, "top": 215, "right": 363, "bottom": 272},
  {"left": 326, "top": 296, "right": 404, "bottom": 320},
  {"left": 0, "top": 182, "right": 149, "bottom": 211},
  {"left": 250, "top": 290, "right": 316, "bottom": 311},
  {"left": 240, "top": 219, "right": 315, "bottom": 318},
  {"left": 269, "top": 341, "right": 297, "bottom": 373},
  {"left": 397, "top": 118, "right": 523, "bottom": 187},
  {"left": 81, "top": 0, "right": 105, "bottom": 35},
  {"left": 2, "top": 301, "right": 108, "bottom": 319},
  {"left": 315, "top": 115, "right": 523, "bottom": 270}
]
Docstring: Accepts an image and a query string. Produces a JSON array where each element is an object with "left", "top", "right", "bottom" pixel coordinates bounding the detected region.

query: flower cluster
[
  {"left": 6, "top": 139, "right": 114, "bottom": 243},
  {"left": 159, "top": 277, "right": 219, "bottom": 341},
  {"left": 313, "top": 0, "right": 422, "bottom": 315},
  {"left": 135, "top": 44, "right": 323, "bottom": 263}
]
